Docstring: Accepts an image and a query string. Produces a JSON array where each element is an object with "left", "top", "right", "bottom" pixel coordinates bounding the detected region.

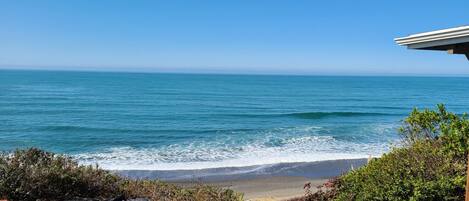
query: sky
[{"left": 1, "top": 0, "right": 469, "bottom": 75}]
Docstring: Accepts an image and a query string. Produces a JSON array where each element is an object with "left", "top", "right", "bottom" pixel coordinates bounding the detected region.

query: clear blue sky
[{"left": 1, "top": 0, "right": 469, "bottom": 75}]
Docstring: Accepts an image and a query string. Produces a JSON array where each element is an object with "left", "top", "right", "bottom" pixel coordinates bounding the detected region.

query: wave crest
[
  {"left": 74, "top": 131, "right": 392, "bottom": 170},
  {"left": 287, "top": 111, "right": 391, "bottom": 119},
  {"left": 225, "top": 111, "right": 392, "bottom": 119}
]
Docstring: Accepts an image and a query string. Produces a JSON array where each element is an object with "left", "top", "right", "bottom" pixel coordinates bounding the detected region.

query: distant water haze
[{"left": 1, "top": 70, "right": 469, "bottom": 170}]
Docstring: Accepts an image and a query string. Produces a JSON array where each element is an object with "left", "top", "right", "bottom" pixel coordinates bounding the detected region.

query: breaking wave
[
  {"left": 74, "top": 125, "right": 396, "bottom": 170},
  {"left": 224, "top": 111, "right": 394, "bottom": 119}
]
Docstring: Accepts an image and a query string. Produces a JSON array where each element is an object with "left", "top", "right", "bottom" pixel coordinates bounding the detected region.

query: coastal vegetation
[
  {"left": 295, "top": 104, "right": 468, "bottom": 201},
  {"left": 0, "top": 148, "right": 243, "bottom": 201}
]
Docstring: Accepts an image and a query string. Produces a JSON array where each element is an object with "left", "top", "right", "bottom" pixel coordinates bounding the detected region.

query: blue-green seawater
[{"left": 1, "top": 70, "right": 469, "bottom": 170}]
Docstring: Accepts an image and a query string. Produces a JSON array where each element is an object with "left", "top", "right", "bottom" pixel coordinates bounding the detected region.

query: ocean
[{"left": 1, "top": 70, "right": 469, "bottom": 171}]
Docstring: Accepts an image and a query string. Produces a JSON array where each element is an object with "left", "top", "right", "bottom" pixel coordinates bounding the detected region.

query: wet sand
[{"left": 116, "top": 158, "right": 367, "bottom": 200}]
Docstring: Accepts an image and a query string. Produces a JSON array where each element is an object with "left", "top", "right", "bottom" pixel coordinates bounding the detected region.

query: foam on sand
[{"left": 116, "top": 158, "right": 369, "bottom": 181}]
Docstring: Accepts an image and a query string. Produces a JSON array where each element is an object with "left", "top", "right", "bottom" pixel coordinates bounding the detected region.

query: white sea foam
[{"left": 75, "top": 129, "right": 393, "bottom": 170}]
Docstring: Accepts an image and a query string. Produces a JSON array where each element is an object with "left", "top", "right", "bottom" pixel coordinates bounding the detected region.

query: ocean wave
[
  {"left": 74, "top": 133, "right": 393, "bottom": 170},
  {"left": 44, "top": 123, "right": 397, "bottom": 171},
  {"left": 287, "top": 111, "right": 392, "bottom": 119},
  {"left": 224, "top": 111, "right": 393, "bottom": 119},
  {"left": 38, "top": 125, "right": 258, "bottom": 135},
  {"left": 1, "top": 109, "right": 88, "bottom": 116}
]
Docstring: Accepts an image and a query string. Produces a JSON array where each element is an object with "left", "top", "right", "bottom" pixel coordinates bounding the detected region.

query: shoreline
[
  {"left": 115, "top": 158, "right": 367, "bottom": 181},
  {"left": 116, "top": 158, "right": 368, "bottom": 200},
  {"left": 87, "top": 153, "right": 375, "bottom": 171}
]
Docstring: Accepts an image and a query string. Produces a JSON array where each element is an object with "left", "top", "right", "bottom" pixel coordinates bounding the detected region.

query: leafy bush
[
  {"left": 122, "top": 180, "right": 243, "bottom": 201},
  {"left": 0, "top": 148, "right": 121, "bottom": 201},
  {"left": 333, "top": 104, "right": 469, "bottom": 201},
  {"left": 0, "top": 148, "right": 243, "bottom": 201},
  {"left": 335, "top": 140, "right": 465, "bottom": 200},
  {"left": 399, "top": 104, "right": 469, "bottom": 160},
  {"left": 293, "top": 104, "right": 469, "bottom": 201}
]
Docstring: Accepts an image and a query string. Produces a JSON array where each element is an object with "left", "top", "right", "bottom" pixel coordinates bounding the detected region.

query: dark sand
[{"left": 116, "top": 158, "right": 368, "bottom": 200}]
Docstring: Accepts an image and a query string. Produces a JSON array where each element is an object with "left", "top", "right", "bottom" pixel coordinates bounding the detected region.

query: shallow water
[{"left": 1, "top": 70, "right": 469, "bottom": 170}]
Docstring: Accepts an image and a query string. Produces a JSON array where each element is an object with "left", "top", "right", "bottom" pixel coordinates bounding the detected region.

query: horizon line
[{"left": 1, "top": 66, "right": 469, "bottom": 78}]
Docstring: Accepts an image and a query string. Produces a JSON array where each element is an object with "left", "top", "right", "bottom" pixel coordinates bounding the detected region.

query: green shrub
[
  {"left": 122, "top": 180, "right": 243, "bottom": 201},
  {"left": 293, "top": 105, "right": 469, "bottom": 201},
  {"left": 335, "top": 140, "right": 465, "bottom": 201},
  {"left": 332, "top": 105, "right": 469, "bottom": 201},
  {"left": 0, "top": 148, "right": 122, "bottom": 201},
  {"left": 399, "top": 104, "right": 469, "bottom": 159},
  {"left": 0, "top": 148, "right": 244, "bottom": 201}
]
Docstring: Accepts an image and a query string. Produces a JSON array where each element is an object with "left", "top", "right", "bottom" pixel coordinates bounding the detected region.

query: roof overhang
[{"left": 395, "top": 26, "right": 469, "bottom": 60}]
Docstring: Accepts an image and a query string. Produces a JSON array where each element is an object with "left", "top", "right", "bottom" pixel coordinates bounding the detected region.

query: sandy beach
[
  {"left": 117, "top": 158, "right": 367, "bottom": 200},
  {"left": 179, "top": 176, "right": 327, "bottom": 200}
]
